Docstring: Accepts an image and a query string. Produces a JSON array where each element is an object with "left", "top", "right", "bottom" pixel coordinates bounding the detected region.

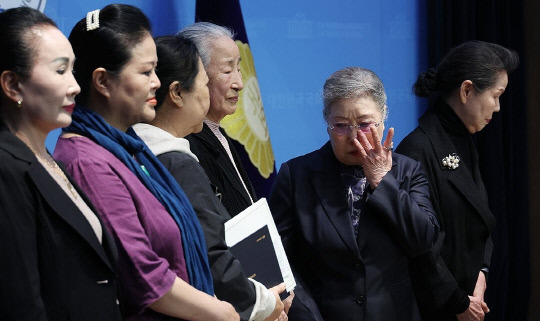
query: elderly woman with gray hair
[
  {"left": 174, "top": 22, "right": 293, "bottom": 321},
  {"left": 268, "top": 67, "right": 439, "bottom": 321},
  {"left": 178, "top": 22, "right": 256, "bottom": 217}
]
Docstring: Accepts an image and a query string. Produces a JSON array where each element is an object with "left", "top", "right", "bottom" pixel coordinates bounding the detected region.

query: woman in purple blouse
[{"left": 53, "top": 4, "right": 238, "bottom": 321}]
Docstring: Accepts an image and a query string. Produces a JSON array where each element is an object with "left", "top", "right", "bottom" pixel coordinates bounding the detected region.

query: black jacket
[
  {"left": 269, "top": 142, "right": 438, "bottom": 321},
  {"left": 396, "top": 103, "right": 496, "bottom": 320},
  {"left": 0, "top": 124, "right": 122, "bottom": 321},
  {"left": 186, "top": 123, "right": 256, "bottom": 216}
]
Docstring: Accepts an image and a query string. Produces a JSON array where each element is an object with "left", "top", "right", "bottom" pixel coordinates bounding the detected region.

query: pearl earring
[{"left": 17, "top": 100, "right": 22, "bottom": 108}]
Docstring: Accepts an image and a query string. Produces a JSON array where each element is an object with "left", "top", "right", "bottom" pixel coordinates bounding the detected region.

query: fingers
[
  {"left": 467, "top": 296, "right": 487, "bottom": 321},
  {"left": 283, "top": 290, "right": 294, "bottom": 314},
  {"left": 470, "top": 295, "right": 489, "bottom": 313},
  {"left": 285, "top": 290, "right": 295, "bottom": 302},
  {"left": 359, "top": 126, "right": 394, "bottom": 153},
  {"left": 481, "top": 301, "right": 490, "bottom": 313},
  {"left": 369, "top": 125, "right": 383, "bottom": 152},
  {"left": 383, "top": 127, "right": 395, "bottom": 151},
  {"left": 269, "top": 282, "right": 286, "bottom": 295},
  {"left": 352, "top": 130, "right": 368, "bottom": 158},
  {"left": 356, "top": 130, "right": 373, "bottom": 151},
  {"left": 352, "top": 138, "right": 368, "bottom": 158},
  {"left": 277, "top": 311, "right": 288, "bottom": 321}
]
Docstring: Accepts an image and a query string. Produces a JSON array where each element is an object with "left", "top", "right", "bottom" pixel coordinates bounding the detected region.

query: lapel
[
  {"left": 310, "top": 142, "right": 361, "bottom": 258},
  {"left": 195, "top": 123, "right": 252, "bottom": 204},
  {"left": 0, "top": 128, "right": 115, "bottom": 271},
  {"left": 58, "top": 161, "right": 119, "bottom": 267},
  {"left": 419, "top": 110, "right": 496, "bottom": 231}
]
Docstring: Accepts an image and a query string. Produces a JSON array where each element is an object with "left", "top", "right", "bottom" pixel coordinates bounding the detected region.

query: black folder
[{"left": 229, "top": 225, "right": 287, "bottom": 300}]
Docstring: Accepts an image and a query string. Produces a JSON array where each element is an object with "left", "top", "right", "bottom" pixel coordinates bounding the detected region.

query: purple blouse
[{"left": 54, "top": 136, "right": 188, "bottom": 321}]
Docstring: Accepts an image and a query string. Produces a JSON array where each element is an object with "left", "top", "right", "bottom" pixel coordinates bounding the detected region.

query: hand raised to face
[{"left": 352, "top": 126, "right": 394, "bottom": 189}]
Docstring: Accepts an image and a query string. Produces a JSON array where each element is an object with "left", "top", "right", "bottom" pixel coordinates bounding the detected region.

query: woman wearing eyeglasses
[{"left": 268, "top": 67, "right": 439, "bottom": 321}]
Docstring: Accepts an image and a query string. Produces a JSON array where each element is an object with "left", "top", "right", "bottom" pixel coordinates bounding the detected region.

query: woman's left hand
[{"left": 353, "top": 126, "right": 394, "bottom": 189}]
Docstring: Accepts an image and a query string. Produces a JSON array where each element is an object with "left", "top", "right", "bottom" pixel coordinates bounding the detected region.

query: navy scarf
[{"left": 65, "top": 107, "right": 214, "bottom": 295}]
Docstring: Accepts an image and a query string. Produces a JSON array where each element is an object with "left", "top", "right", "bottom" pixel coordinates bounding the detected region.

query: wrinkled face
[
  {"left": 204, "top": 36, "right": 243, "bottom": 122},
  {"left": 107, "top": 33, "right": 160, "bottom": 130},
  {"left": 183, "top": 58, "right": 210, "bottom": 134},
  {"left": 459, "top": 71, "right": 508, "bottom": 133},
  {"left": 18, "top": 25, "right": 80, "bottom": 132},
  {"left": 327, "top": 96, "right": 385, "bottom": 166}
]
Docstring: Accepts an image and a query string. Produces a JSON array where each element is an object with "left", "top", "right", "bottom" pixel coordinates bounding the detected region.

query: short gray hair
[
  {"left": 176, "top": 22, "right": 235, "bottom": 68},
  {"left": 322, "top": 67, "right": 387, "bottom": 121}
]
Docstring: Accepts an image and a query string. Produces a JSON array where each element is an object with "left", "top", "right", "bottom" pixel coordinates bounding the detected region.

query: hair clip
[
  {"left": 86, "top": 9, "right": 100, "bottom": 31},
  {"left": 442, "top": 153, "right": 460, "bottom": 170}
]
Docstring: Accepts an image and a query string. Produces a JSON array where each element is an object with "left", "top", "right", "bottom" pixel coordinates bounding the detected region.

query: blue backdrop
[
  {"left": 2, "top": 0, "right": 426, "bottom": 169},
  {"left": 239, "top": 1, "right": 426, "bottom": 167}
]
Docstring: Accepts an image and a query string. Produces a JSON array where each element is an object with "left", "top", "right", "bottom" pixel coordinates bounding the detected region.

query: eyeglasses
[{"left": 327, "top": 121, "right": 382, "bottom": 136}]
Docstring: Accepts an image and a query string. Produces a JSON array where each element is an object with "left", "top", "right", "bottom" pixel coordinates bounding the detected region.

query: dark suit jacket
[
  {"left": 396, "top": 107, "right": 496, "bottom": 320},
  {"left": 0, "top": 125, "right": 122, "bottom": 321},
  {"left": 186, "top": 123, "right": 256, "bottom": 216},
  {"left": 268, "top": 142, "right": 438, "bottom": 321},
  {"left": 158, "top": 151, "right": 257, "bottom": 321}
]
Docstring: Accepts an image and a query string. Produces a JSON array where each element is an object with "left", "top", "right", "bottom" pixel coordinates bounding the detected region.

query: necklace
[{"left": 29, "top": 146, "right": 78, "bottom": 199}]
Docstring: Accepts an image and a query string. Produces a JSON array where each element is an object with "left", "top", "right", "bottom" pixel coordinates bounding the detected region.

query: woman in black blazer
[
  {"left": 269, "top": 67, "right": 438, "bottom": 321},
  {"left": 0, "top": 7, "right": 122, "bottom": 321},
  {"left": 397, "top": 41, "right": 519, "bottom": 321}
]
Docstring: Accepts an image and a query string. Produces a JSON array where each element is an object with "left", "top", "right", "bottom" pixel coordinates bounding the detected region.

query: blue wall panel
[
  {"left": 240, "top": 0, "right": 425, "bottom": 167},
  {"left": 0, "top": 0, "right": 424, "bottom": 169}
]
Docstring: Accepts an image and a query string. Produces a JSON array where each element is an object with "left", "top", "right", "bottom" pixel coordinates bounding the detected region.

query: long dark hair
[
  {"left": 414, "top": 40, "right": 520, "bottom": 98},
  {"left": 68, "top": 4, "right": 152, "bottom": 105},
  {"left": 154, "top": 35, "right": 201, "bottom": 109}
]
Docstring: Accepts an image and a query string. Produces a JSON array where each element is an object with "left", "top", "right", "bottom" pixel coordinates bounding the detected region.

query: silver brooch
[
  {"left": 86, "top": 9, "right": 100, "bottom": 31},
  {"left": 442, "top": 153, "right": 460, "bottom": 170}
]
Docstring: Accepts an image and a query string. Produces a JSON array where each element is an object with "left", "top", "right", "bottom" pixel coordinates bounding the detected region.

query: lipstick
[{"left": 62, "top": 103, "right": 75, "bottom": 113}]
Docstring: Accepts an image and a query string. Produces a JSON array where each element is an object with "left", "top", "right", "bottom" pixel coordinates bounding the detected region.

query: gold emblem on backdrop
[{"left": 221, "top": 41, "right": 275, "bottom": 178}]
